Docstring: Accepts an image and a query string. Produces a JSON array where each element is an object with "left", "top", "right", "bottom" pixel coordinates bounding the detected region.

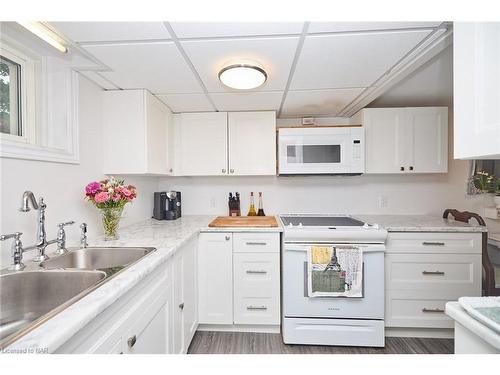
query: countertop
[
  {"left": 358, "top": 215, "right": 488, "bottom": 233},
  {"left": 4, "top": 214, "right": 483, "bottom": 352},
  {"left": 446, "top": 301, "right": 500, "bottom": 350}
]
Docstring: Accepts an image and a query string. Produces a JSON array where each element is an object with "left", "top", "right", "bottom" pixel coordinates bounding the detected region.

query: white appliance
[
  {"left": 280, "top": 214, "right": 387, "bottom": 347},
  {"left": 278, "top": 127, "right": 365, "bottom": 175}
]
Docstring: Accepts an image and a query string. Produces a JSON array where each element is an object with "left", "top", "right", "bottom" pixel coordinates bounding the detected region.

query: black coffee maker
[{"left": 153, "top": 191, "right": 182, "bottom": 220}]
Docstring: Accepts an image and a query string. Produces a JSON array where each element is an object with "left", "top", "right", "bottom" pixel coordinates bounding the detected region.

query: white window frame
[{"left": 0, "top": 37, "right": 79, "bottom": 164}]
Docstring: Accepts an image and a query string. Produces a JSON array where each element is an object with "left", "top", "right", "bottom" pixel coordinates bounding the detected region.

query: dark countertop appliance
[{"left": 153, "top": 191, "right": 181, "bottom": 220}]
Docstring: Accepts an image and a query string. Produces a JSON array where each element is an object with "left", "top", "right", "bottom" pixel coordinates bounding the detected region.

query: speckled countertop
[{"left": 358, "top": 215, "right": 488, "bottom": 233}]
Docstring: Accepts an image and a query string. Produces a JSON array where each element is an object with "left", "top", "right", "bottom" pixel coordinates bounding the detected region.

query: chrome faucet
[
  {"left": 80, "top": 223, "right": 88, "bottom": 248},
  {"left": 19, "top": 191, "right": 57, "bottom": 262},
  {"left": 54, "top": 221, "right": 75, "bottom": 255}
]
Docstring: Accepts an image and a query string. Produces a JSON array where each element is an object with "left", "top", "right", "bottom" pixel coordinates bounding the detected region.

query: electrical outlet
[{"left": 379, "top": 195, "right": 388, "bottom": 208}]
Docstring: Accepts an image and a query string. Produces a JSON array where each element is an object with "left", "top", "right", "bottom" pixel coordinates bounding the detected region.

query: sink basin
[
  {"left": 41, "top": 247, "right": 155, "bottom": 271},
  {"left": 0, "top": 270, "right": 106, "bottom": 347}
]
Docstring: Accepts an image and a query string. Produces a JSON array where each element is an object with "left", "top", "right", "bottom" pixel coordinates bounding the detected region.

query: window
[{"left": 0, "top": 55, "right": 22, "bottom": 136}]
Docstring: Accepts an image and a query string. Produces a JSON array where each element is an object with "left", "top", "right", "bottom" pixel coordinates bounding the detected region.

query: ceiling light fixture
[
  {"left": 218, "top": 63, "right": 267, "bottom": 90},
  {"left": 18, "top": 22, "right": 68, "bottom": 53}
]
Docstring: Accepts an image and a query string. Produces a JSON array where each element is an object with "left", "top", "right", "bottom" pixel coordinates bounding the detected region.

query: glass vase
[{"left": 101, "top": 206, "right": 123, "bottom": 241}]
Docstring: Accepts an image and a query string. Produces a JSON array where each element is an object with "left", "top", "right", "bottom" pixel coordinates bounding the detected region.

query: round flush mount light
[{"left": 218, "top": 63, "right": 267, "bottom": 90}]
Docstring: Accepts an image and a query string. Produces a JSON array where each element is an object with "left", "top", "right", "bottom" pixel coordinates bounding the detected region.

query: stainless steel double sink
[{"left": 0, "top": 247, "right": 155, "bottom": 349}]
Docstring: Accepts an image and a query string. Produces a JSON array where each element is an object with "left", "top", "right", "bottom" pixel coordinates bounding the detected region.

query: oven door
[
  {"left": 282, "top": 243, "right": 384, "bottom": 320},
  {"left": 278, "top": 127, "right": 364, "bottom": 175}
]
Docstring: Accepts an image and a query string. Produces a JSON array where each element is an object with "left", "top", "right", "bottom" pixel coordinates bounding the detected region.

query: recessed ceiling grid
[{"left": 48, "top": 21, "right": 448, "bottom": 116}]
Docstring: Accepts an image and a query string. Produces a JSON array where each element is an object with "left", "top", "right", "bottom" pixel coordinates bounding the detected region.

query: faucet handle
[
  {"left": 0, "top": 232, "right": 23, "bottom": 241},
  {"left": 1, "top": 232, "right": 25, "bottom": 271},
  {"left": 58, "top": 221, "right": 75, "bottom": 228}
]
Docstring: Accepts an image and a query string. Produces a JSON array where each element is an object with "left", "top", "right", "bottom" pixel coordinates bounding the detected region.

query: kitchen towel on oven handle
[{"left": 307, "top": 245, "right": 363, "bottom": 298}]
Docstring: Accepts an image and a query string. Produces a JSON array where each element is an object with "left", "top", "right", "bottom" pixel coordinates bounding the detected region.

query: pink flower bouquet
[{"left": 84, "top": 177, "right": 137, "bottom": 240}]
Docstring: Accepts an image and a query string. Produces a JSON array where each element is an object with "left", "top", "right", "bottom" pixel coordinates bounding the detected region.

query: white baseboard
[
  {"left": 385, "top": 327, "right": 454, "bottom": 339},
  {"left": 197, "top": 324, "right": 281, "bottom": 334}
]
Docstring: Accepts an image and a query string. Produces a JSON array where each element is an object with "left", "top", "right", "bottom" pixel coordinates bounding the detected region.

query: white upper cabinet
[
  {"left": 454, "top": 23, "right": 500, "bottom": 159},
  {"left": 103, "top": 90, "right": 172, "bottom": 175},
  {"left": 356, "top": 107, "right": 448, "bottom": 174},
  {"left": 228, "top": 112, "right": 276, "bottom": 175},
  {"left": 176, "top": 112, "right": 228, "bottom": 176},
  {"left": 174, "top": 111, "right": 277, "bottom": 176}
]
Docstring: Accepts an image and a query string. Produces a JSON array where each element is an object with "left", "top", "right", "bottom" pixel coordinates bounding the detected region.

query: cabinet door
[
  {"left": 146, "top": 92, "right": 171, "bottom": 174},
  {"left": 406, "top": 107, "right": 448, "bottom": 173},
  {"left": 125, "top": 287, "right": 170, "bottom": 354},
  {"left": 363, "top": 108, "right": 406, "bottom": 173},
  {"left": 177, "top": 112, "right": 228, "bottom": 175},
  {"left": 182, "top": 237, "right": 198, "bottom": 352},
  {"left": 172, "top": 251, "right": 184, "bottom": 354},
  {"left": 228, "top": 111, "right": 276, "bottom": 175},
  {"left": 454, "top": 23, "right": 500, "bottom": 159},
  {"left": 198, "top": 233, "right": 233, "bottom": 324}
]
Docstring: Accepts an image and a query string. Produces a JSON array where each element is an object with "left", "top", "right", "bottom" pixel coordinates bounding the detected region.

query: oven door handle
[{"left": 284, "top": 244, "right": 385, "bottom": 253}]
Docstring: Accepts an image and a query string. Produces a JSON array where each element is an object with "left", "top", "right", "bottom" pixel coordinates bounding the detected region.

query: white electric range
[{"left": 280, "top": 214, "right": 388, "bottom": 347}]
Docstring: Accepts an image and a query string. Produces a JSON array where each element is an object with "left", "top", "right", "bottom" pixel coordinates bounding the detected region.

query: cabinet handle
[
  {"left": 246, "top": 270, "right": 267, "bottom": 274},
  {"left": 222, "top": 168, "right": 226, "bottom": 173},
  {"left": 230, "top": 169, "right": 234, "bottom": 174},
  {"left": 247, "top": 306, "right": 268, "bottom": 311},
  {"left": 422, "top": 242, "right": 445, "bottom": 246},
  {"left": 409, "top": 166, "right": 414, "bottom": 171},
  {"left": 127, "top": 335, "right": 137, "bottom": 348},
  {"left": 225, "top": 235, "right": 231, "bottom": 241},
  {"left": 169, "top": 168, "right": 173, "bottom": 173},
  {"left": 422, "top": 308, "right": 445, "bottom": 313},
  {"left": 179, "top": 302, "right": 184, "bottom": 310},
  {"left": 400, "top": 167, "right": 405, "bottom": 171},
  {"left": 422, "top": 270, "right": 445, "bottom": 276},
  {"left": 245, "top": 242, "right": 267, "bottom": 246}
]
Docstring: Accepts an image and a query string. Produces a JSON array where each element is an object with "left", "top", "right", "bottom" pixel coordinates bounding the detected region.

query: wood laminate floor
[{"left": 188, "top": 331, "right": 454, "bottom": 354}]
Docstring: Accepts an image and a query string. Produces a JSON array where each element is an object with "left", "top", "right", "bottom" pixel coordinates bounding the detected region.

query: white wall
[{"left": 0, "top": 75, "right": 157, "bottom": 267}]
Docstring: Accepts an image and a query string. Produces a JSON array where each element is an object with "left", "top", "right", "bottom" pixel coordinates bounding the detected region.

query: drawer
[
  {"left": 233, "top": 253, "right": 280, "bottom": 297},
  {"left": 234, "top": 296, "right": 280, "bottom": 325},
  {"left": 385, "top": 253, "right": 481, "bottom": 292},
  {"left": 385, "top": 290, "right": 454, "bottom": 329},
  {"left": 386, "top": 232, "right": 482, "bottom": 254},
  {"left": 233, "top": 232, "right": 280, "bottom": 253}
]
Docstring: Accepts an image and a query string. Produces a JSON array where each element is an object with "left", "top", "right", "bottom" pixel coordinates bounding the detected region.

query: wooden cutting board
[{"left": 208, "top": 216, "right": 279, "bottom": 228}]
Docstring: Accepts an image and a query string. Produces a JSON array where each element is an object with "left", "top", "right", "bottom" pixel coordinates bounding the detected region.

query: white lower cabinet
[
  {"left": 385, "top": 232, "right": 482, "bottom": 331},
  {"left": 56, "top": 237, "right": 198, "bottom": 354},
  {"left": 198, "top": 232, "right": 280, "bottom": 329}
]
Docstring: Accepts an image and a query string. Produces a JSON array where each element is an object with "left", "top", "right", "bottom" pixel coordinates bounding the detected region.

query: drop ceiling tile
[
  {"left": 170, "top": 22, "right": 304, "bottom": 38},
  {"left": 181, "top": 37, "right": 299, "bottom": 92},
  {"left": 83, "top": 42, "right": 203, "bottom": 94},
  {"left": 308, "top": 22, "right": 441, "bottom": 33},
  {"left": 290, "top": 30, "right": 432, "bottom": 90},
  {"left": 156, "top": 93, "right": 214, "bottom": 113},
  {"left": 281, "top": 88, "right": 364, "bottom": 117},
  {"left": 51, "top": 22, "right": 171, "bottom": 43},
  {"left": 210, "top": 91, "right": 283, "bottom": 111}
]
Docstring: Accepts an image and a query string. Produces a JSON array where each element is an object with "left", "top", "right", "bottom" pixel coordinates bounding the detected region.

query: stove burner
[{"left": 281, "top": 216, "right": 365, "bottom": 227}]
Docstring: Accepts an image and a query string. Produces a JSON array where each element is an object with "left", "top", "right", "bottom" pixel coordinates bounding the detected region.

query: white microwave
[{"left": 278, "top": 127, "right": 365, "bottom": 175}]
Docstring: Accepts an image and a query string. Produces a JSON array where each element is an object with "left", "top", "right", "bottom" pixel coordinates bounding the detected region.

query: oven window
[{"left": 287, "top": 145, "right": 341, "bottom": 164}]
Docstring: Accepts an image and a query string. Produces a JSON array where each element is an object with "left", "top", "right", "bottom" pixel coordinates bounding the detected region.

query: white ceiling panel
[
  {"left": 290, "top": 30, "right": 432, "bottom": 90},
  {"left": 182, "top": 37, "right": 299, "bottom": 92},
  {"left": 83, "top": 42, "right": 203, "bottom": 94},
  {"left": 281, "top": 88, "right": 364, "bottom": 117},
  {"left": 52, "top": 22, "right": 171, "bottom": 43},
  {"left": 210, "top": 91, "right": 283, "bottom": 111},
  {"left": 78, "top": 71, "right": 119, "bottom": 90},
  {"left": 170, "top": 22, "right": 304, "bottom": 38},
  {"left": 156, "top": 93, "right": 214, "bottom": 113},
  {"left": 308, "top": 22, "right": 441, "bottom": 34}
]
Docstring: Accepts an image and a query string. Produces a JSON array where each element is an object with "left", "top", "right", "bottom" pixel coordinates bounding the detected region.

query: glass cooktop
[{"left": 280, "top": 216, "right": 365, "bottom": 227}]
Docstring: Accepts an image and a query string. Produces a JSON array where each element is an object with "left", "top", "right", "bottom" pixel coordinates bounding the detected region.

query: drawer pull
[
  {"left": 422, "top": 242, "right": 445, "bottom": 246},
  {"left": 179, "top": 302, "right": 184, "bottom": 310},
  {"left": 247, "top": 305, "right": 268, "bottom": 311},
  {"left": 127, "top": 335, "right": 137, "bottom": 348},
  {"left": 422, "top": 271, "right": 445, "bottom": 276},
  {"left": 245, "top": 242, "right": 268, "bottom": 246},
  {"left": 246, "top": 270, "right": 267, "bottom": 274},
  {"left": 422, "top": 308, "right": 445, "bottom": 313}
]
